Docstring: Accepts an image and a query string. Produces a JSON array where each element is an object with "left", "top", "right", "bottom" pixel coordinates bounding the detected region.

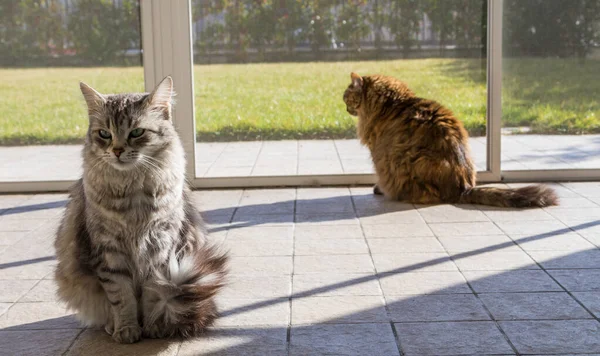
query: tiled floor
[
  {"left": 2, "top": 134, "right": 600, "bottom": 181},
  {"left": 2, "top": 183, "right": 600, "bottom": 354}
]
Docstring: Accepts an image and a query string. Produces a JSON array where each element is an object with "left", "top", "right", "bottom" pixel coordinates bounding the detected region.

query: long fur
[
  {"left": 343, "top": 73, "right": 558, "bottom": 208},
  {"left": 54, "top": 77, "right": 228, "bottom": 344}
]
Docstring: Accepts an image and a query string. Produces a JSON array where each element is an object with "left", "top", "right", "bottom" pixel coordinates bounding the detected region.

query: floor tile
[
  {"left": 294, "top": 224, "right": 363, "bottom": 240},
  {"left": 494, "top": 219, "right": 570, "bottom": 236},
  {"left": 572, "top": 292, "right": 600, "bottom": 318},
  {"left": 359, "top": 210, "right": 423, "bottom": 225},
  {"left": 0, "top": 329, "right": 80, "bottom": 356},
  {"left": 217, "top": 298, "right": 290, "bottom": 327},
  {"left": 295, "top": 212, "right": 358, "bottom": 225},
  {"left": 500, "top": 320, "right": 600, "bottom": 354},
  {"left": 225, "top": 238, "right": 293, "bottom": 256},
  {"left": 512, "top": 232, "right": 595, "bottom": 251},
  {"left": 549, "top": 269, "right": 600, "bottom": 291},
  {"left": 292, "top": 273, "right": 381, "bottom": 297},
  {"left": 395, "top": 321, "right": 514, "bottom": 356},
  {"left": 294, "top": 239, "right": 369, "bottom": 255},
  {"left": 0, "top": 302, "right": 79, "bottom": 330},
  {"left": 226, "top": 226, "right": 294, "bottom": 240},
  {"left": 367, "top": 237, "right": 445, "bottom": 253},
  {"left": 361, "top": 223, "right": 433, "bottom": 238},
  {"left": 372, "top": 253, "right": 458, "bottom": 273},
  {"left": 416, "top": 204, "right": 490, "bottom": 223},
  {"left": 386, "top": 294, "right": 490, "bottom": 322},
  {"left": 290, "top": 323, "right": 400, "bottom": 356},
  {"left": 437, "top": 234, "right": 514, "bottom": 253},
  {"left": 429, "top": 222, "right": 504, "bottom": 236},
  {"left": 228, "top": 256, "right": 293, "bottom": 275},
  {"left": 481, "top": 208, "right": 555, "bottom": 222},
  {"left": 528, "top": 249, "right": 600, "bottom": 269},
  {"left": 379, "top": 271, "right": 471, "bottom": 295},
  {"left": 0, "top": 280, "right": 38, "bottom": 302},
  {"left": 221, "top": 275, "right": 291, "bottom": 299},
  {"left": 231, "top": 213, "right": 294, "bottom": 226},
  {"left": 464, "top": 270, "right": 563, "bottom": 293},
  {"left": 178, "top": 327, "right": 287, "bottom": 356},
  {"left": 452, "top": 248, "right": 539, "bottom": 271},
  {"left": 294, "top": 255, "right": 374, "bottom": 274},
  {"left": 68, "top": 329, "right": 179, "bottom": 356},
  {"left": 479, "top": 292, "right": 592, "bottom": 320},
  {"left": 292, "top": 296, "right": 388, "bottom": 324}
]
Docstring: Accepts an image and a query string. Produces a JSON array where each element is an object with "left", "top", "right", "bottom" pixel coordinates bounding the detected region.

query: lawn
[{"left": 1, "top": 58, "right": 598, "bottom": 145}]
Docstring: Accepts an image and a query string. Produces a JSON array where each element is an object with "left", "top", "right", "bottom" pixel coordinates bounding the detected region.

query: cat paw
[
  {"left": 112, "top": 324, "right": 142, "bottom": 344},
  {"left": 143, "top": 323, "right": 165, "bottom": 339},
  {"left": 104, "top": 322, "right": 115, "bottom": 336},
  {"left": 373, "top": 184, "right": 383, "bottom": 195}
]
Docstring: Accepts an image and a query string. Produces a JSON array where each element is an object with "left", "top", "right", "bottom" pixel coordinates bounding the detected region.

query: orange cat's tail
[{"left": 458, "top": 185, "right": 558, "bottom": 208}]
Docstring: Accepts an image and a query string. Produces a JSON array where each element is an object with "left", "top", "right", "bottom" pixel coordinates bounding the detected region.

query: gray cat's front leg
[{"left": 97, "top": 265, "right": 142, "bottom": 343}]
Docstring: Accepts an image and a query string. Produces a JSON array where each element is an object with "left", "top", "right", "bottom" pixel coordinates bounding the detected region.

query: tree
[
  {"left": 0, "top": 0, "right": 65, "bottom": 65},
  {"left": 67, "top": 0, "right": 140, "bottom": 65},
  {"left": 504, "top": 0, "right": 600, "bottom": 58},
  {"left": 335, "top": 0, "right": 370, "bottom": 52},
  {"left": 388, "top": 0, "right": 422, "bottom": 57}
]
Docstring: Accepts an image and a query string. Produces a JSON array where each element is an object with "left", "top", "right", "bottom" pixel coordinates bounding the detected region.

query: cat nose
[{"left": 113, "top": 147, "right": 124, "bottom": 158}]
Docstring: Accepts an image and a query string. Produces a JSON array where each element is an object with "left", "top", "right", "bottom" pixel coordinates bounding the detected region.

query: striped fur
[
  {"left": 54, "top": 77, "right": 227, "bottom": 343},
  {"left": 343, "top": 73, "right": 558, "bottom": 207}
]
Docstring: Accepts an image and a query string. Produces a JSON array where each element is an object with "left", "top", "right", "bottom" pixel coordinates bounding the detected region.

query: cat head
[
  {"left": 343, "top": 72, "right": 364, "bottom": 116},
  {"left": 80, "top": 76, "right": 178, "bottom": 171},
  {"left": 343, "top": 72, "right": 416, "bottom": 117}
]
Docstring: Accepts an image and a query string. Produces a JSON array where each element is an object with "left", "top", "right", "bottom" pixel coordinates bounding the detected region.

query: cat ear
[
  {"left": 79, "top": 82, "right": 105, "bottom": 112},
  {"left": 350, "top": 72, "right": 363, "bottom": 89},
  {"left": 147, "top": 76, "right": 174, "bottom": 117}
]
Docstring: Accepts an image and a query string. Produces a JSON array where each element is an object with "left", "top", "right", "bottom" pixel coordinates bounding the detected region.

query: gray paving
[
  {"left": 2, "top": 183, "right": 600, "bottom": 354},
  {"left": 1, "top": 135, "right": 600, "bottom": 181}
]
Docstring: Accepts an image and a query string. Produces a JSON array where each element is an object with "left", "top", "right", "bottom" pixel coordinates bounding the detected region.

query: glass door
[
  {"left": 190, "top": 0, "right": 490, "bottom": 185},
  {"left": 0, "top": 0, "right": 144, "bottom": 191}
]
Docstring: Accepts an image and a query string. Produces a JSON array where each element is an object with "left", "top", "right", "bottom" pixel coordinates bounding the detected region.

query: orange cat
[{"left": 343, "top": 72, "right": 558, "bottom": 207}]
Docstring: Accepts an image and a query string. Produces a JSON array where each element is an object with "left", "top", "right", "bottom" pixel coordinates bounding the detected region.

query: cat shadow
[{"left": 203, "top": 193, "right": 521, "bottom": 233}]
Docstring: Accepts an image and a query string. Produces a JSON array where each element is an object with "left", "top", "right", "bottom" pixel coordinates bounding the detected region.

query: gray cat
[{"left": 54, "top": 76, "right": 227, "bottom": 343}]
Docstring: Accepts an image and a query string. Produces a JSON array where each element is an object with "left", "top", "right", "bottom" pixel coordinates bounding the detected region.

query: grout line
[
  {"left": 349, "top": 189, "right": 405, "bottom": 356},
  {"left": 419, "top": 208, "right": 522, "bottom": 356},
  {"left": 61, "top": 327, "right": 86, "bottom": 356},
  {"left": 249, "top": 141, "right": 265, "bottom": 176},
  {"left": 228, "top": 189, "right": 247, "bottom": 225},
  {"left": 203, "top": 142, "right": 230, "bottom": 177},
  {"left": 332, "top": 139, "right": 346, "bottom": 174}
]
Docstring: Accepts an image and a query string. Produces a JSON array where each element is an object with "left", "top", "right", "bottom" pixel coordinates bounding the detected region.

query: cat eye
[
  {"left": 129, "top": 128, "right": 145, "bottom": 138},
  {"left": 98, "top": 130, "right": 112, "bottom": 139}
]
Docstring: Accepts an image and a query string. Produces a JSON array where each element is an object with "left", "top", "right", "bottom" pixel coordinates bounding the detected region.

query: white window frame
[{"left": 0, "top": 0, "right": 598, "bottom": 193}]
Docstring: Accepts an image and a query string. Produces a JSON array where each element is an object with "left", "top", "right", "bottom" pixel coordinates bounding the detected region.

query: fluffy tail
[
  {"left": 144, "top": 244, "right": 228, "bottom": 338},
  {"left": 458, "top": 184, "right": 558, "bottom": 208}
]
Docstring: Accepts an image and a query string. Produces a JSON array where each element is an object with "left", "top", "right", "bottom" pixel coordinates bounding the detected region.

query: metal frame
[
  {"left": 0, "top": 0, "right": 598, "bottom": 194},
  {"left": 487, "top": 0, "right": 502, "bottom": 181}
]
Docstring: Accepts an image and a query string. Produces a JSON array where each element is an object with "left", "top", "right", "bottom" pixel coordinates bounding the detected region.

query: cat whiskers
[{"left": 139, "top": 156, "right": 167, "bottom": 178}]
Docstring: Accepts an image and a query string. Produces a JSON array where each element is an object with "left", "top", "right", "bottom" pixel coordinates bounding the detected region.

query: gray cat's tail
[
  {"left": 144, "top": 244, "right": 228, "bottom": 338},
  {"left": 458, "top": 184, "right": 558, "bottom": 208}
]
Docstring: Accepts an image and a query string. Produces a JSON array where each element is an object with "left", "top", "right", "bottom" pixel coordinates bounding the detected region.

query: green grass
[{"left": 1, "top": 58, "right": 598, "bottom": 145}]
